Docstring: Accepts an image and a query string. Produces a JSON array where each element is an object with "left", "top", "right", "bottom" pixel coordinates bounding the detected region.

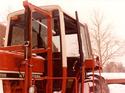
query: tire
[{"left": 85, "top": 74, "right": 109, "bottom": 93}]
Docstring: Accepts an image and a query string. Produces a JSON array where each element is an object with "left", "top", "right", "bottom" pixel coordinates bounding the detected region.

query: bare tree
[
  {"left": 89, "top": 10, "right": 125, "bottom": 68},
  {"left": 104, "top": 62, "right": 125, "bottom": 72}
]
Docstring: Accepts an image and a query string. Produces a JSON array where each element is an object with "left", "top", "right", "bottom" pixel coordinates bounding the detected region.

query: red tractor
[{"left": 0, "top": 1, "right": 109, "bottom": 93}]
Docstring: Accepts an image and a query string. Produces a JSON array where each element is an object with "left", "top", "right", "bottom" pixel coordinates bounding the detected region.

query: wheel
[{"left": 85, "top": 74, "right": 109, "bottom": 93}]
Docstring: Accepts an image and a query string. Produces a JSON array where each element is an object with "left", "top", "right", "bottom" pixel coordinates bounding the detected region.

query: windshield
[{"left": 7, "top": 10, "right": 60, "bottom": 52}]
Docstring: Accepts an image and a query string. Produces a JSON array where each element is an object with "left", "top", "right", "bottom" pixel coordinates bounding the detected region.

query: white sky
[
  {"left": 0, "top": 0, "right": 125, "bottom": 63},
  {"left": 0, "top": 0, "right": 125, "bottom": 38}
]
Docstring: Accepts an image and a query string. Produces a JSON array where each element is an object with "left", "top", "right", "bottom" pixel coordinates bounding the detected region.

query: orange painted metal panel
[
  {"left": 0, "top": 50, "right": 44, "bottom": 73},
  {"left": 84, "top": 59, "right": 95, "bottom": 69}
]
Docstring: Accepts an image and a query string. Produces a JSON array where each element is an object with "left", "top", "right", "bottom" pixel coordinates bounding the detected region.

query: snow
[
  {"left": 101, "top": 73, "right": 125, "bottom": 93},
  {"left": 90, "top": 73, "right": 125, "bottom": 93},
  {"left": 101, "top": 73, "right": 125, "bottom": 79},
  {"left": 108, "top": 84, "right": 125, "bottom": 93}
]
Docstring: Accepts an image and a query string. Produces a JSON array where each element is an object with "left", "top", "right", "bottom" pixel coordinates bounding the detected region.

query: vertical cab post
[
  {"left": 23, "top": 1, "right": 33, "bottom": 93},
  {"left": 75, "top": 11, "right": 85, "bottom": 93},
  {"left": 46, "top": 9, "right": 53, "bottom": 93},
  {"left": 59, "top": 10, "right": 67, "bottom": 93}
]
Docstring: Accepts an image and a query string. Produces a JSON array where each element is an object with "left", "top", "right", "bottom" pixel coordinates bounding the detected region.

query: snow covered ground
[
  {"left": 101, "top": 73, "right": 125, "bottom": 79},
  {"left": 101, "top": 73, "right": 125, "bottom": 93},
  {"left": 108, "top": 84, "right": 125, "bottom": 93}
]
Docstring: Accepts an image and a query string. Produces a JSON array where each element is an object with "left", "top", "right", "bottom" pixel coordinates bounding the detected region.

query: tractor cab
[
  {"left": 5, "top": 3, "right": 94, "bottom": 74},
  {"left": 0, "top": 1, "right": 103, "bottom": 93}
]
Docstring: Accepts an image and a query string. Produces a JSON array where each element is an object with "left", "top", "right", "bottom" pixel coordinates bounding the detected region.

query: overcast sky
[
  {"left": 0, "top": 0, "right": 125, "bottom": 63},
  {"left": 0, "top": 0, "right": 125, "bottom": 39}
]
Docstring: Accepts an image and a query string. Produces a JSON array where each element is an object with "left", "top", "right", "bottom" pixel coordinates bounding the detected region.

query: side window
[
  {"left": 64, "top": 13, "right": 79, "bottom": 57},
  {"left": 52, "top": 36, "right": 60, "bottom": 52},
  {"left": 80, "top": 25, "right": 93, "bottom": 59},
  {"left": 66, "top": 34, "right": 79, "bottom": 57},
  {"left": 32, "top": 15, "right": 61, "bottom": 52},
  {"left": 52, "top": 10, "right": 61, "bottom": 52},
  {"left": 32, "top": 18, "right": 48, "bottom": 49}
]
